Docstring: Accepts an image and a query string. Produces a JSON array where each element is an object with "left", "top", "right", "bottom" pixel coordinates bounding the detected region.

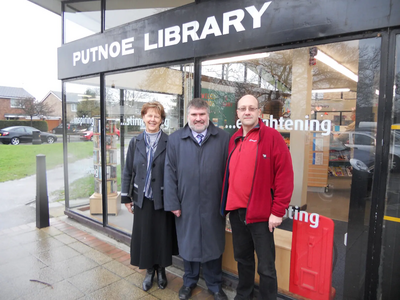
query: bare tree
[
  {"left": 77, "top": 89, "right": 100, "bottom": 118},
  {"left": 15, "top": 97, "right": 55, "bottom": 126}
]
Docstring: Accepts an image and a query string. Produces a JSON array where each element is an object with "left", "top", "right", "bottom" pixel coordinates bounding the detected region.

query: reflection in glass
[
  {"left": 63, "top": 77, "right": 103, "bottom": 224},
  {"left": 379, "top": 34, "right": 400, "bottom": 300},
  {"left": 201, "top": 38, "right": 381, "bottom": 300},
  {"left": 64, "top": 1, "right": 101, "bottom": 43},
  {"left": 103, "top": 64, "right": 194, "bottom": 234},
  {"left": 105, "top": 0, "right": 194, "bottom": 29}
]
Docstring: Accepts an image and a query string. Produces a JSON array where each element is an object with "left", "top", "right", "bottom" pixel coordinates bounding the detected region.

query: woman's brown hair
[{"left": 141, "top": 101, "right": 166, "bottom": 122}]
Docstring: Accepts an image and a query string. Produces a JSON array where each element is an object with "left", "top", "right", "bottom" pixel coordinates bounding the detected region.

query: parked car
[
  {"left": 80, "top": 126, "right": 94, "bottom": 141},
  {"left": 80, "top": 125, "right": 120, "bottom": 142},
  {"left": 52, "top": 123, "right": 78, "bottom": 134},
  {"left": 331, "top": 130, "right": 400, "bottom": 172},
  {"left": 0, "top": 126, "right": 58, "bottom": 145}
]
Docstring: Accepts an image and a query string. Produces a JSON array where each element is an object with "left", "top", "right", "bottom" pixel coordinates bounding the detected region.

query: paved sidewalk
[{"left": 0, "top": 214, "right": 235, "bottom": 300}]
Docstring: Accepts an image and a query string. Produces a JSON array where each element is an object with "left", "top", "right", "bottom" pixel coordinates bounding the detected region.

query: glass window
[
  {"left": 202, "top": 38, "right": 381, "bottom": 300},
  {"left": 379, "top": 34, "right": 400, "bottom": 299},
  {"left": 102, "top": 64, "right": 193, "bottom": 233},
  {"left": 105, "top": 0, "right": 194, "bottom": 29},
  {"left": 353, "top": 132, "right": 375, "bottom": 146},
  {"left": 24, "top": 127, "right": 34, "bottom": 134},
  {"left": 14, "top": 127, "right": 26, "bottom": 133},
  {"left": 10, "top": 99, "right": 24, "bottom": 108},
  {"left": 61, "top": 64, "right": 193, "bottom": 231},
  {"left": 63, "top": 1, "right": 101, "bottom": 43},
  {"left": 61, "top": 77, "right": 103, "bottom": 223}
]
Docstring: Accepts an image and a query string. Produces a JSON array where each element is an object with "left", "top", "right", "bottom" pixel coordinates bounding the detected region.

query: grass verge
[
  {"left": 51, "top": 174, "right": 95, "bottom": 201},
  {"left": 0, "top": 142, "right": 93, "bottom": 182},
  {"left": 51, "top": 161, "right": 122, "bottom": 202}
]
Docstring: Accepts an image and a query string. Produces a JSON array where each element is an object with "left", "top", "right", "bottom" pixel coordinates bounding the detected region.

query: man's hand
[
  {"left": 172, "top": 210, "right": 181, "bottom": 217},
  {"left": 124, "top": 202, "right": 134, "bottom": 214},
  {"left": 268, "top": 214, "right": 282, "bottom": 232}
]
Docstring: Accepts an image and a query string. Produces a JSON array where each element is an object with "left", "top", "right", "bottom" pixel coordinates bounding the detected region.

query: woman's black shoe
[
  {"left": 156, "top": 267, "right": 167, "bottom": 289},
  {"left": 142, "top": 268, "right": 155, "bottom": 291}
]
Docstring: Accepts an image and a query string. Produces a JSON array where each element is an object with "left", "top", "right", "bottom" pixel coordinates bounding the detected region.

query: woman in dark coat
[{"left": 121, "top": 101, "right": 178, "bottom": 291}]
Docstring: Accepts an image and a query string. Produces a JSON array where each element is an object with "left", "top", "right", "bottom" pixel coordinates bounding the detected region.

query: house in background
[
  {"left": 42, "top": 91, "right": 80, "bottom": 122},
  {"left": 40, "top": 91, "right": 62, "bottom": 118},
  {"left": 0, "top": 85, "right": 35, "bottom": 120},
  {"left": 40, "top": 91, "right": 82, "bottom": 131},
  {"left": 39, "top": 91, "right": 62, "bottom": 130}
]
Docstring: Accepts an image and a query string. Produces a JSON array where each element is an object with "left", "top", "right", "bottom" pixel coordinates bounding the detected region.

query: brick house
[
  {"left": 0, "top": 85, "right": 35, "bottom": 120},
  {"left": 40, "top": 91, "right": 81, "bottom": 130}
]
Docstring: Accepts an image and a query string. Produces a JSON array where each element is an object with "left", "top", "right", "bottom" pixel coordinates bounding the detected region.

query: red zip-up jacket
[{"left": 221, "top": 118, "right": 294, "bottom": 224}]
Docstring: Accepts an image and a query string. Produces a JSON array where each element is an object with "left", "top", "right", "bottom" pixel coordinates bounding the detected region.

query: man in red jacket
[{"left": 221, "top": 94, "right": 294, "bottom": 300}]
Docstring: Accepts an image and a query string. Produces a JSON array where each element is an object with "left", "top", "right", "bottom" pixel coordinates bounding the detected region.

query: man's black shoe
[
  {"left": 208, "top": 289, "right": 228, "bottom": 300},
  {"left": 179, "top": 285, "right": 194, "bottom": 300}
]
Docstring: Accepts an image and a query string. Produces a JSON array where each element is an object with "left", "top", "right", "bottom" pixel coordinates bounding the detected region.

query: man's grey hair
[{"left": 187, "top": 98, "right": 210, "bottom": 115}]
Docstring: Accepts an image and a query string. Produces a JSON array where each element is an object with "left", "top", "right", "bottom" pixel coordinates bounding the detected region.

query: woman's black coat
[{"left": 121, "top": 131, "right": 168, "bottom": 210}]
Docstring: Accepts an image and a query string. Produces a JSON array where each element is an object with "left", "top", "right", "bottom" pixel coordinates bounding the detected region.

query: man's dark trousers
[
  {"left": 230, "top": 209, "right": 277, "bottom": 300},
  {"left": 183, "top": 256, "right": 223, "bottom": 293}
]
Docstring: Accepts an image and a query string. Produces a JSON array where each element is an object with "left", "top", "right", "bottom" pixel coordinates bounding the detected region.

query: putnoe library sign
[
  {"left": 71, "top": 2, "right": 271, "bottom": 67},
  {"left": 57, "top": 0, "right": 400, "bottom": 79}
]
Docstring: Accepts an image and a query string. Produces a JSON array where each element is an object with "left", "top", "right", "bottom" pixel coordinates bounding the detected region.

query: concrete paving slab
[{"left": 0, "top": 216, "right": 238, "bottom": 299}]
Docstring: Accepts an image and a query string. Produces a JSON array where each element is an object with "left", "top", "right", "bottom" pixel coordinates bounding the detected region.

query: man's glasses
[{"left": 237, "top": 106, "right": 259, "bottom": 112}]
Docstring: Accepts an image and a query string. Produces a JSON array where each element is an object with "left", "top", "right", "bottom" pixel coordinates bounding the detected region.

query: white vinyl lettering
[
  {"left": 245, "top": 1, "right": 271, "bottom": 29},
  {"left": 309, "top": 213, "right": 320, "bottom": 228},
  {"left": 223, "top": 9, "right": 245, "bottom": 35},
  {"left": 200, "top": 16, "right": 222, "bottom": 39},
  {"left": 320, "top": 120, "right": 331, "bottom": 135},
  {"left": 294, "top": 119, "right": 304, "bottom": 131},
  {"left": 182, "top": 21, "right": 200, "bottom": 43},
  {"left": 309, "top": 119, "right": 319, "bottom": 131},
  {"left": 236, "top": 117, "right": 331, "bottom": 136},
  {"left": 122, "top": 37, "right": 134, "bottom": 55},
  {"left": 121, "top": 116, "right": 171, "bottom": 129},
  {"left": 165, "top": 26, "right": 181, "bottom": 47},
  {"left": 284, "top": 119, "right": 293, "bottom": 130},
  {"left": 283, "top": 206, "right": 320, "bottom": 228}
]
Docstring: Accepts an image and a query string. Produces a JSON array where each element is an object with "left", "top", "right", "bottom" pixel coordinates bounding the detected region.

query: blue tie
[{"left": 196, "top": 134, "right": 204, "bottom": 145}]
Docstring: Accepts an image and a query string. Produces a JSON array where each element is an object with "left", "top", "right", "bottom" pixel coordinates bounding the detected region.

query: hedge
[{"left": 0, "top": 120, "right": 48, "bottom": 132}]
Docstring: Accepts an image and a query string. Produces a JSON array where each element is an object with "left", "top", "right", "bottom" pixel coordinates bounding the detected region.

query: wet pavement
[
  {"left": 0, "top": 157, "right": 92, "bottom": 230},
  {"left": 0, "top": 157, "right": 283, "bottom": 300},
  {"left": 0, "top": 202, "right": 236, "bottom": 300},
  {"left": 0, "top": 158, "right": 234, "bottom": 299}
]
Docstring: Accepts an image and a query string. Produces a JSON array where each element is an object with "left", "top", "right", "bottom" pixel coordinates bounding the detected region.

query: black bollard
[
  {"left": 32, "top": 130, "right": 42, "bottom": 145},
  {"left": 36, "top": 154, "right": 49, "bottom": 228}
]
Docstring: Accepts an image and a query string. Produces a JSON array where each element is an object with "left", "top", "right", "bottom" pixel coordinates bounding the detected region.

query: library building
[{"left": 31, "top": 0, "right": 400, "bottom": 299}]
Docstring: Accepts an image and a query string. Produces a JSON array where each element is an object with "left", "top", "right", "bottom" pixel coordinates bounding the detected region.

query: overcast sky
[{"left": 0, "top": 0, "right": 61, "bottom": 100}]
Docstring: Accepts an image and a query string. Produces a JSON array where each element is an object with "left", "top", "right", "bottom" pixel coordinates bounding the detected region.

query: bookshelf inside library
[{"left": 90, "top": 118, "right": 121, "bottom": 215}]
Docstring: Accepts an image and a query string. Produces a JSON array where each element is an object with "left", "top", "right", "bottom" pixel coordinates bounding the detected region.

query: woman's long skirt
[{"left": 130, "top": 197, "right": 179, "bottom": 269}]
